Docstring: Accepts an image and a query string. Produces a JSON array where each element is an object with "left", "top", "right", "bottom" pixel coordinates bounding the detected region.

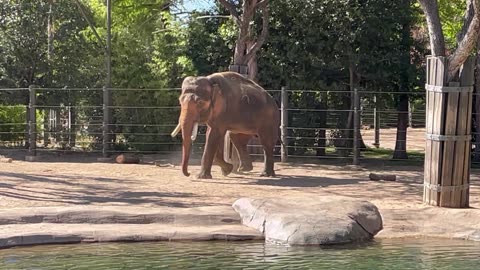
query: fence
[{"left": 0, "top": 85, "right": 470, "bottom": 164}]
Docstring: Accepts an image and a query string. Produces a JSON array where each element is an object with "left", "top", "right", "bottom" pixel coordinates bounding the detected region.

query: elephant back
[{"left": 208, "top": 72, "right": 271, "bottom": 106}]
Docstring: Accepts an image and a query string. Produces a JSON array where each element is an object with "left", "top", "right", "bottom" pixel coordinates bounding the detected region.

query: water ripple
[{"left": 0, "top": 238, "right": 480, "bottom": 270}]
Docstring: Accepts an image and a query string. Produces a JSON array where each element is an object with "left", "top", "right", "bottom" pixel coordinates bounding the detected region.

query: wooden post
[
  {"left": 28, "top": 85, "right": 37, "bottom": 156},
  {"left": 423, "top": 56, "right": 474, "bottom": 208},
  {"left": 373, "top": 94, "right": 380, "bottom": 148},
  {"left": 353, "top": 88, "right": 360, "bottom": 165},
  {"left": 281, "top": 86, "right": 288, "bottom": 162}
]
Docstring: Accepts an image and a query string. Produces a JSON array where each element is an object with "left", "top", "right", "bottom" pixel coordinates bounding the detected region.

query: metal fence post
[
  {"left": 102, "top": 86, "right": 111, "bottom": 157},
  {"left": 373, "top": 94, "right": 380, "bottom": 148},
  {"left": 281, "top": 86, "right": 288, "bottom": 162},
  {"left": 353, "top": 88, "right": 359, "bottom": 165},
  {"left": 28, "top": 85, "right": 37, "bottom": 157}
]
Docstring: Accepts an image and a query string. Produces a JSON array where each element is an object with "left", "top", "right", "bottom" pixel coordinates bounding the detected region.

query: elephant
[{"left": 171, "top": 71, "right": 280, "bottom": 179}]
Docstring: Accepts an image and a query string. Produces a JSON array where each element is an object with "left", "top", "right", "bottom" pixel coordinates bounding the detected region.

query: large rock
[{"left": 232, "top": 196, "right": 383, "bottom": 245}]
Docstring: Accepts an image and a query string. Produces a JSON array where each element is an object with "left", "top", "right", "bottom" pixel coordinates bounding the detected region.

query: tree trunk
[
  {"left": 393, "top": 94, "right": 409, "bottom": 159},
  {"left": 449, "top": 0, "right": 480, "bottom": 80},
  {"left": 419, "top": 0, "right": 480, "bottom": 80},
  {"left": 417, "top": 0, "right": 446, "bottom": 57},
  {"left": 247, "top": 40, "right": 258, "bottom": 81},
  {"left": 47, "top": 0, "right": 54, "bottom": 60},
  {"left": 222, "top": 0, "right": 269, "bottom": 82},
  {"left": 393, "top": 17, "right": 411, "bottom": 160},
  {"left": 345, "top": 61, "right": 367, "bottom": 151}
]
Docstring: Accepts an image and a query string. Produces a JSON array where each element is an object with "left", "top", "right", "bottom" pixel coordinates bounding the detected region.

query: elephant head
[{"left": 171, "top": 76, "right": 224, "bottom": 176}]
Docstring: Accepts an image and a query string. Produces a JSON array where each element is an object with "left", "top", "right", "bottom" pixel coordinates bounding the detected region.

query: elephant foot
[
  {"left": 260, "top": 170, "right": 276, "bottom": 177},
  {"left": 196, "top": 171, "right": 213, "bottom": 179},
  {"left": 238, "top": 164, "right": 253, "bottom": 172},
  {"left": 221, "top": 163, "right": 234, "bottom": 176}
]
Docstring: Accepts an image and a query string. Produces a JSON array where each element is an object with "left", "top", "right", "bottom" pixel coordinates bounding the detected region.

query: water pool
[{"left": 0, "top": 238, "right": 479, "bottom": 269}]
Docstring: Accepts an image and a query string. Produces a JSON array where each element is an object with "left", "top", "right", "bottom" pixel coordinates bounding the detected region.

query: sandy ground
[
  {"left": 361, "top": 127, "right": 426, "bottom": 151},
  {"left": 0, "top": 153, "right": 478, "bottom": 214}
]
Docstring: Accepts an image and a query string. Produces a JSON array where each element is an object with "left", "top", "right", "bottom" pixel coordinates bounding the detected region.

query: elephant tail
[{"left": 277, "top": 127, "right": 287, "bottom": 148}]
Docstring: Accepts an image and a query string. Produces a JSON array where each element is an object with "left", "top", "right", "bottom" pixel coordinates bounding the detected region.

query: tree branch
[
  {"left": 218, "top": 0, "right": 240, "bottom": 25},
  {"left": 457, "top": 0, "right": 475, "bottom": 42},
  {"left": 449, "top": 0, "right": 480, "bottom": 80},
  {"left": 246, "top": 0, "right": 258, "bottom": 15},
  {"left": 245, "top": 2, "right": 268, "bottom": 63},
  {"left": 417, "top": 0, "right": 446, "bottom": 56},
  {"left": 74, "top": 0, "right": 105, "bottom": 50},
  {"left": 257, "top": 0, "right": 268, "bottom": 8}
]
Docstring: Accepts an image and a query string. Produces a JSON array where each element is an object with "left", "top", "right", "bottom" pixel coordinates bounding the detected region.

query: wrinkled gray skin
[{"left": 175, "top": 72, "right": 280, "bottom": 179}]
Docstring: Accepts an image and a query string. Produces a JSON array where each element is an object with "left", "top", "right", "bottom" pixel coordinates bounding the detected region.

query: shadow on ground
[
  {"left": 0, "top": 172, "right": 204, "bottom": 208},
  {"left": 253, "top": 175, "right": 365, "bottom": 188}
]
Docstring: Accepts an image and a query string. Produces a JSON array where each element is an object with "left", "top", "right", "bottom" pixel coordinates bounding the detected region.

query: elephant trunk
[
  {"left": 181, "top": 121, "right": 193, "bottom": 177},
  {"left": 180, "top": 109, "right": 199, "bottom": 177}
]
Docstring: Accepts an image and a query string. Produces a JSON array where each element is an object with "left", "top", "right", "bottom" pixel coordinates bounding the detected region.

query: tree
[
  {"left": 185, "top": 11, "right": 235, "bottom": 75},
  {"left": 84, "top": 1, "right": 234, "bottom": 152},
  {"left": 258, "top": 0, "right": 423, "bottom": 158},
  {"left": 218, "top": 0, "right": 268, "bottom": 80},
  {"left": 418, "top": 0, "right": 480, "bottom": 81},
  {"left": 393, "top": 0, "right": 416, "bottom": 159},
  {"left": 0, "top": 0, "right": 102, "bottom": 147}
]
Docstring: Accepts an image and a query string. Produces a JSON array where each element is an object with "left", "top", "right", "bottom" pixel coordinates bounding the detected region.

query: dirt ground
[
  {"left": 0, "top": 152, "right": 478, "bottom": 214},
  {"left": 361, "top": 127, "right": 426, "bottom": 151}
]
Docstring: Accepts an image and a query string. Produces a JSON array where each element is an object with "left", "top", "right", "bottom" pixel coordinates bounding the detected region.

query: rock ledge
[{"left": 232, "top": 196, "right": 383, "bottom": 245}]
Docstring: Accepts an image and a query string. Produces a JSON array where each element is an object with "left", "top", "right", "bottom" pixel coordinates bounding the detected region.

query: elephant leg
[
  {"left": 230, "top": 133, "right": 253, "bottom": 172},
  {"left": 198, "top": 127, "right": 224, "bottom": 179},
  {"left": 258, "top": 129, "right": 278, "bottom": 177},
  {"left": 214, "top": 134, "right": 233, "bottom": 176}
]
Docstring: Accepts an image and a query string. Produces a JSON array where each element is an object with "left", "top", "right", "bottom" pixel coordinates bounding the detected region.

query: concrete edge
[
  {"left": 0, "top": 205, "right": 240, "bottom": 226},
  {"left": 0, "top": 224, "right": 264, "bottom": 249}
]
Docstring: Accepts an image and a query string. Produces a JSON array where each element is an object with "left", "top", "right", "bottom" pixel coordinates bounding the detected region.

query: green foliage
[
  {"left": 0, "top": 105, "right": 43, "bottom": 143},
  {"left": 111, "top": 5, "right": 234, "bottom": 151},
  {"left": 438, "top": 0, "right": 466, "bottom": 48},
  {"left": 0, "top": 105, "right": 26, "bottom": 142},
  {"left": 414, "top": 0, "right": 467, "bottom": 49},
  {"left": 185, "top": 11, "right": 235, "bottom": 75},
  {"left": 0, "top": 0, "right": 48, "bottom": 88},
  {"left": 0, "top": 0, "right": 429, "bottom": 154},
  {"left": 259, "top": 0, "right": 421, "bottom": 89},
  {"left": 258, "top": 0, "right": 424, "bottom": 155},
  {"left": 0, "top": 0, "right": 103, "bottom": 88}
]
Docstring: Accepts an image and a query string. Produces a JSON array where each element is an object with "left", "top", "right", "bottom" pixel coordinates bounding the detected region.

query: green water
[{"left": 0, "top": 238, "right": 479, "bottom": 269}]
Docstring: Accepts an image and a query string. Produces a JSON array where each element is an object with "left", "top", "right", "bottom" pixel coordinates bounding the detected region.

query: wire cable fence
[{"left": 1, "top": 86, "right": 479, "bottom": 164}]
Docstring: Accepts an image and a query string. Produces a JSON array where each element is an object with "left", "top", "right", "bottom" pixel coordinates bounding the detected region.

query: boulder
[{"left": 232, "top": 196, "right": 383, "bottom": 246}]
